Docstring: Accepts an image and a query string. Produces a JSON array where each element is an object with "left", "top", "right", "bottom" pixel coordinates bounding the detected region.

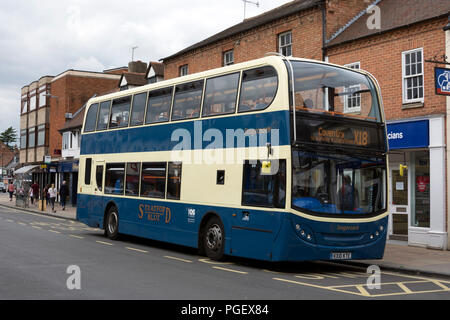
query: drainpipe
[
  {"left": 321, "top": 1, "right": 327, "bottom": 61},
  {"left": 444, "top": 16, "right": 450, "bottom": 250}
]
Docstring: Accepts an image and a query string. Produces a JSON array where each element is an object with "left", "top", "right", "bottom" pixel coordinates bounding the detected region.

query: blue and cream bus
[{"left": 77, "top": 55, "right": 389, "bottom": 261}]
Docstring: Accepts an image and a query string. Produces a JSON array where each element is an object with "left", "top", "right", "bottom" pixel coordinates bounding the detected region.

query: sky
[{"left": 0, "top": 0, "right": 293, "bottom": 144}]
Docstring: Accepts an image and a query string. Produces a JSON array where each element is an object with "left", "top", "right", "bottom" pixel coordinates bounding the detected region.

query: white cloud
[
  {"left": 0, "top": 0, "right": 292, "bottom": 135},
  {"left": 67, "top": 56, "right": 106, "bottom": 72}
]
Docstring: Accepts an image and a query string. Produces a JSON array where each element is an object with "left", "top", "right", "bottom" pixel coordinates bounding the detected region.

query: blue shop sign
[
  {"left": 435, "top": 67, "right": 450, "bottom": 96},
  {"left": 387, "top": 120, "right": 429, "bottom": 150}
]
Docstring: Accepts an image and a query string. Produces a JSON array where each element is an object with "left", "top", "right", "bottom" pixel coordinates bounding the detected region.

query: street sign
[
  {"left": 44, "top": 155, "right": 51, "bottom": 164},
  {"left": 435, "top": 67, "right": 450, "bottom": 96}
]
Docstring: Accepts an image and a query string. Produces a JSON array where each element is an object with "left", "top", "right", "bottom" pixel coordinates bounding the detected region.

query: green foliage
[{"left": 0, "top": 127, "right": 18, "bottom": 149}]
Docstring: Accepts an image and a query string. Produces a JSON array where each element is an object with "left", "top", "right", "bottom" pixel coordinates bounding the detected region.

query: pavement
[{"left": 0, "top": 192, "right": 449, "bottom": 280}]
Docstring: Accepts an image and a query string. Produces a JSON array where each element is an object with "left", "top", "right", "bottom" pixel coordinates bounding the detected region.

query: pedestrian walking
[
  {"left": 48, "top": 183, "right": 57, "bottom": 213},
  {"left": 29, "top": 187, "right": 34, "bottom": 204},
  {"left": 43, "top": 184, "right": 50, "bottom": 205},
  {"left": 59, "top": 180, "right": 69, "bottom": 211},
  {"left": 8, "top": 182, "right": 15, "bottom": 201},
  {"left": 31, "top": 181, "right": 39, "bottom": 206}
]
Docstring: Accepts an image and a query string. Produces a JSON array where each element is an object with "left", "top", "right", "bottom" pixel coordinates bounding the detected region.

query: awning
[{"left": 14, "top": 165, "right": 39, "bottom": 174}]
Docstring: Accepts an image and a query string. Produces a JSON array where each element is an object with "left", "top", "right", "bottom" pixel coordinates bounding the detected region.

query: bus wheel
[
  {"left": 105, "top": 206, "right": 120, "bottom": 240},
  {"left": 203, "top": 216, "right": 224, "bottom": 261}
]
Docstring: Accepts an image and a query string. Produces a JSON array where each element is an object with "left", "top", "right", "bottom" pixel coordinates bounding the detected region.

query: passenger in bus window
[
  {"left": 338, "top": 175, "right": 359, "bottom": 211},
  {"left": 304, "top": 99, "right": 314, "bottom": 109}
]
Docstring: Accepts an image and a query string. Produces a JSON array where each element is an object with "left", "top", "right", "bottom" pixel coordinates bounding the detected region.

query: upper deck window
[
  {"left": 172, "top": 80, "right": 203, "bottom": 121},
  {"left": 130, "top": 92, "right": 147, "bottom": 127},
  {"left": 84, "top": 103, "right": 99, "bottom": 133},
  {"left": 97, "top": 100, "right": 111, "bottom": 131},
  {"left": 146, "top": 87, "right": 173, "bottom": 124},
  {"left": 290, "top": 61, "right": 381, "bottom": 122},
  {"left": 238, "top": 66, "right": 278, "bottom": 113},
  {"left": 202, "top": 72, "right": 239, "bottom": 117},
  {"left": 109, "top": 96, "right": 131, "bottom": 129}
]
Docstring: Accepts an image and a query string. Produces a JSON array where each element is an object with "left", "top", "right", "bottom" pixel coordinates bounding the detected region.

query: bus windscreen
[
  {"left": 289, "top": 61, "right": 382, "bottom": 123},
  {"left": 292, "top": 149, "right": 386, "bottom": 217}
]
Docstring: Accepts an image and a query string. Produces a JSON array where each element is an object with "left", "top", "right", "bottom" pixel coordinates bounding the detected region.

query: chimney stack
[{"left": 128, "top": 60, "right": 148, "bottom": 74}]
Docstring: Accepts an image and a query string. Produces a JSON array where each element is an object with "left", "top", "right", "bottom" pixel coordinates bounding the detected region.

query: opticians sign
[
  {"left": 435, "top": 67, "right": 450, "bottom": 96},
  {"left": 387, "top": 120, "right": 429, "bottom": 150}
]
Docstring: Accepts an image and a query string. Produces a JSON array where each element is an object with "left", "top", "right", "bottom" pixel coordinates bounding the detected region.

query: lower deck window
[
  {"left": 105, "top": 163, "right": 125, "bottom": 195},
  {"left": 167, "top": 162, "right": 182, "bottom": 200},
  {"left": 141, "top": 162, "right": 166, "bottom": 198}
]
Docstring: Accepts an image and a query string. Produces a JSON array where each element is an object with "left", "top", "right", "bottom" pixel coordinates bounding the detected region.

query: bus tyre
[
  {"left": 105, "top": 206, "right": 120, "bottom": 240},
  {"left": 203, "top": 216, "right": 225, "bottom": 261}
]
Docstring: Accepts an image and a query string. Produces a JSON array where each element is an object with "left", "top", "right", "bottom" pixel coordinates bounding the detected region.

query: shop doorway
[{"left": 389, "top": 164, "right": 409, "bottom": 240}]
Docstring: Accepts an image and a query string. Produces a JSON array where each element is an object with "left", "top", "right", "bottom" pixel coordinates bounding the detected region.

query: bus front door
[{"left": 93, "top": 161, "right": 105, "bottom": 221}]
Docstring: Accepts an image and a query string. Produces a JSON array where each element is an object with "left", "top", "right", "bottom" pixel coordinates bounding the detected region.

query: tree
[{"left": 0, "top": 127, "right": 18, "bottom": 149}]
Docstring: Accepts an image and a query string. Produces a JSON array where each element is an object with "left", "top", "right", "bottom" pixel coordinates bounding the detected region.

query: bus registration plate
[{"left": 330, "top": 252, "right": 352, "bottom": 260}]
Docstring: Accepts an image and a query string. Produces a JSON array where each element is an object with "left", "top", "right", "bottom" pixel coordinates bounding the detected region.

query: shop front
[{"left": 387, "top": 117, "right": 447, "bottom": 250}]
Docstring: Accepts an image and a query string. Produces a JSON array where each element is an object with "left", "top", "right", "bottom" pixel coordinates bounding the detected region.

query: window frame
[
  {"left": 223, "top": 50, "right": 234, "bottom": 66},
  {"left": 125, "top": 162, "right": 141, "bottom": 197},
  {"left": 278, "top": 31, "right": 292, "bottom": 57},
  {"left": 20, "top": 129, "right": 27, "bottom": 149},
  {"left": 167, "top": 162, "right": 182, "bottom": 200},
  {"left": 145, "top": 87, "right": 174, "bottom": 125},
  {"left": 96, "top": 100, "right": 112, "bottom": 131},
  {"left": 109, "top": 96, "right": 132, "bottom": 130},
  {"left": 84, "top": 103, "right": 99, "bottom": 133},
  {"left": 179, "top": 65, "right": 189, "bottom": 77},
  {"left": 343, "top": 62, "right": 362, "bottom": 113},
  {"left": 171, "top": 80, "right": 204, "bottom": 121},
  {"left": 28, "top": 126, "right": 36, "bottom": 148},
  {"left": 85, "top": 158, "right": 92, "bottom": 185},
  {"left": 241, "top": 159, "right": 286, "bottom": 209},
  {"left": 37, "top": 124, "right": 46, "bottom": 147},
  {"left": 140, "top": 162, "right": 167, "bottom": 199},
  {"left": 201, "top": 72, "right": 240, "bottom": 118},
  {"left": 237, "top": 66, "right": 279, "bottom": 114},
  {"left": 130, "top": 92, "right": 148, "bottom": 127},
  {"left": 104, "top": 162, "right": 126, "bottom": 195},
  {"left": 402, "top": 48, "right": 424, "bottom": 104}
]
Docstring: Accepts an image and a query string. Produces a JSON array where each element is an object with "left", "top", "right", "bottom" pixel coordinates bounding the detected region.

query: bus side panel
[
  {"left": 230, "top": 209, "right": 283, "bottom": 261},
  {"left": 77, "top": 193, "right": 102, "bottom": 228}
]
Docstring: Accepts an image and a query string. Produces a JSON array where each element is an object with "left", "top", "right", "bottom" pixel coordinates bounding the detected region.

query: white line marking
[
  {"left": 164, "top": 256, "right": 193, "bottom": 263},
  {"left": 125, "top": 247, "right": 148, "bottom": 253},
  {"left": 212, "top": 266, "right": 248, "bottom": 274}
]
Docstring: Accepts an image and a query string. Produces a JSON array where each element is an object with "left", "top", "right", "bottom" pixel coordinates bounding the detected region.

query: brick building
[
  {"left": 162, "top": 0, "right": 369, "bottom": 78},
  {"left": 158, "top": 0, "right": 450, "bottom": 249},
  {"left": 20, "top": 69, "right": 121, "bottom": 194}
]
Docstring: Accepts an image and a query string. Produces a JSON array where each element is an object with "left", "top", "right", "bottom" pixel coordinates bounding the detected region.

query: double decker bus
[{"left": 77, "top": 55, "right": 388, "bottom": 261}]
